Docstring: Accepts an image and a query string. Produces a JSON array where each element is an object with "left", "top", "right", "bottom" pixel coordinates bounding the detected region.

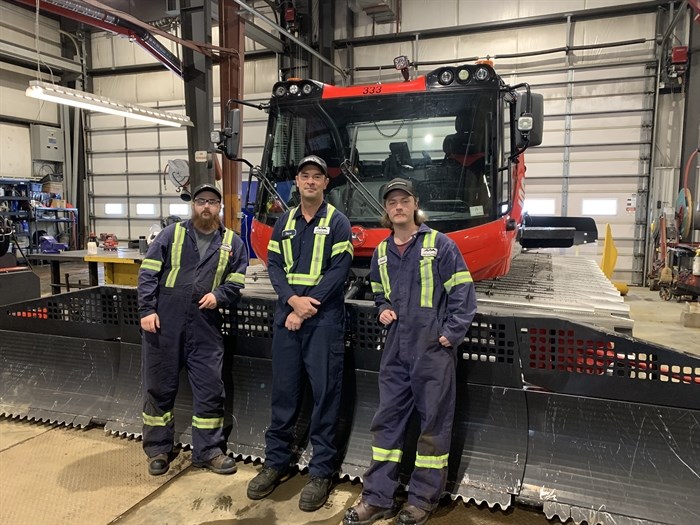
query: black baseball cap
[
  {"left": 297, "top": 155, "right": 328, "bottom": 176},
  {"left": 382, "top": 178, "right": 416, "bottom": 200},
  {"left": 192, "top": 183, "right": 222, "bottom": 201}
]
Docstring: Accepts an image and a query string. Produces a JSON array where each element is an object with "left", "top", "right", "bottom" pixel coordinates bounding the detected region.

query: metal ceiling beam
[{"left": 244, "top": 20, "right": 284, "bottom": 54}]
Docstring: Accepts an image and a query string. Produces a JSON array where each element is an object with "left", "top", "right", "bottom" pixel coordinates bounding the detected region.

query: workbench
[{"left": 28, "top": 248, "right": 144, "bottom": 293}]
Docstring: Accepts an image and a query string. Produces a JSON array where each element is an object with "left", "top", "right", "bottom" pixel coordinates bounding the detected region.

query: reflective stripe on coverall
[
  {"left": 362, "top": 224, "right": 477, "bottom": 511},
  {"left": 138, "top": 221, "right": 247, "bottom": 462}
]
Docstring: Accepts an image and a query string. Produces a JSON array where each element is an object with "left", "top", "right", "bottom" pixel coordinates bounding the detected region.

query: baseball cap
[
  {"left": 297, "top": 155, "right": 328, "bottom": 176},
  {"left": 382, "top": 178, "right": 416, "bottom": 200},
  {"left": 192, "top": 183, "right": 222, "bottom": 201}
]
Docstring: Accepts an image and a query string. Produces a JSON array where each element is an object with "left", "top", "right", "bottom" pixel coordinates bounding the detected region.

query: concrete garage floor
[
  {"left": 625, "top": 286, "right": 700, "bottom": 354},
  {"left": 1, "top": 264, "right": 697, "bottom": 524},
  {"left": 0, "top": 419, "right": 548, "bottom": 525}
]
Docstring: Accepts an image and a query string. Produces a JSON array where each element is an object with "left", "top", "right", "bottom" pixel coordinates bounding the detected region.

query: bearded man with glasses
[{"left": 138, "top": 183, "right": 248, "bottom": 477}]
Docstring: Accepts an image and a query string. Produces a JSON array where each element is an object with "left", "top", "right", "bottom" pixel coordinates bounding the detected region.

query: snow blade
[{"left": 1, "top": 289, "right": 698, "bottom": 525}]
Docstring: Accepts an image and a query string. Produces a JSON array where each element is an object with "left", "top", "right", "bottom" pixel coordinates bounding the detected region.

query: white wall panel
[
  {"left": 126, "top": 129, "right": 159, "bottom": 150},
  {"left": 90, "top": 130, "right": 126, "bottom": 152},
  {"left": 0, "top": 69, "right": 59, "bottom": 125},
  {"left": 0, "top": 123, "right": 31, "bottom": 178},
  {"left": 92, "top": 176, "right": 128, "bottom": 194},
  {"left": 91, "top": 154, "right": 127, "bottom": 175},
  {"left": 570, "top": 128, "right": 641, "bottom": 145},
  {"left": 571, "top": 94, "right": 645, "bottom": 113},
  {"left": 568, "top": 159, "right": 640, "bottom": 177},
  {"left": 91, "top": 220, "right": 130, "bottom": 240},
  {"left": 524, "top": 161, "right": 565, "bottom": 178},
  {"left": 574, "top": 15, "right": 655, "bottom": 64},
  {"left": 127, "top": 152, "right": 161, "bottom": 173},
  {"left": 128, "top": 178, "right": 162, "bottom": 196},
  {"left": 571, "top": 114, "right": 645, "bottom": 130},
  {"left": 89, "top": 113, "right": 127, "bottom": 130},
  {"left": 159, "top": 128, "right": 188, "bottom": 149},
  {"left": 0, "top": 2, "right": 61, "bottom": 54}
]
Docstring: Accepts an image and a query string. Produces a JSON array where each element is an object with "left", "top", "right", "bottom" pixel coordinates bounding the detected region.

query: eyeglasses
[
  {"left": 298, "top": 173, "right": 326, "bottom": 182},
  {"left": 194, "top": 198, "right": 221, "bottom": 206}
]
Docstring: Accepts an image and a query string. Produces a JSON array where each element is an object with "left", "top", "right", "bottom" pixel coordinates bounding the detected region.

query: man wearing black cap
[
  {"left": 247, "top": 155, "right": 353, "bottom": 511},
  {"left": 138, "top": 182, "right": 248, "bottom": 477},
  {"left": 344, "top": 178, "right": 477, "bottom": 525}
]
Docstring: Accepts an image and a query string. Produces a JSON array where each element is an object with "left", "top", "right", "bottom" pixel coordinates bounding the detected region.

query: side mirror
[
  {"left": 516, "top": 92, "right": 543, "bottom": 148},
  {"left": 225, "top": 108, "right": 241, "bottom": 160},
  {"left": 211, "top": 108, "right": 241, "bottom": 160}
]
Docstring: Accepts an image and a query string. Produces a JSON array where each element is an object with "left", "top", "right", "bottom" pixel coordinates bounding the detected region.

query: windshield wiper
[
  {"left": 341, "top": 125, "right": 385, "bottom": 217},
  {"left": 253, "top": 134, "right": 289, "bottom": 211}
]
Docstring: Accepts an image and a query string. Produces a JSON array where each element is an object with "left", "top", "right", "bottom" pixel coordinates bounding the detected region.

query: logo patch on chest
[
  {"left": 421, "top": 247, "right": 438, "bottom": 257},
  {"left": 282, "top": 229, "right": 296, "bottom": 239},
  {"left": 313, "top": 226, "right": 330, "bottom": 235},
  {"left": 220, "top": 243, "right": 232, "bottom": 252},
  {"left": 377, "top": 255, "right": 388, "bottom": 265}
]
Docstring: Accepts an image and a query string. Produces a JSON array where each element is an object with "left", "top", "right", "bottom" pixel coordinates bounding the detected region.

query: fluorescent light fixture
[{"left": 26, "top": 80, "right": 193, "bottom": 128}]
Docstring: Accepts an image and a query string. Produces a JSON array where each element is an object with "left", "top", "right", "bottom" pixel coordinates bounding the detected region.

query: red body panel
[
  {"left": 321, "top": 77, "right": 427, "bottom": 99},
  {"left": 251, "top": 214, "right": 517, "bottom": 281}
]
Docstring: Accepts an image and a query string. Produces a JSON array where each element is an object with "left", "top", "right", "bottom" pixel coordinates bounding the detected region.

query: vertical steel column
[
  {"left": 644, "top": 6, "right": 674, "bottom": 286},
  {"left": 681, "top": 17, "right": 700, "bottom": 211},
  {"left": 561, "top": 15, "right": 573, "bottom": 217},
  {"left": 342, "top": 5, "right": 355, "bottom": 85},
  {"left": 635, "top": 60, "right": 655, "bottom": 286},
  {"left": 219, "top": 0, "right": 244, "bottom": 231},
  {"left": 317, "top": 0, "right": 335, "bottom": 84},
  {"left": 181, "top": 0, "right": 214, "bottom": 192}
]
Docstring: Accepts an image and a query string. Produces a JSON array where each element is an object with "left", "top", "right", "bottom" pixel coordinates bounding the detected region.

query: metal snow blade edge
[
  {"left": 0, "top": 329, "right": 119, "bottom": 427},
  {"left": 515, "top": 316, "right": 700, "bottom": 525}
]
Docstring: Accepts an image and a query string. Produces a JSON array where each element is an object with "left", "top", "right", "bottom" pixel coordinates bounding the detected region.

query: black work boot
[
  {"left": 148, "top": 453, "right": 170, "bottom": 476},
  {"left": 247, "top": 466, "right": 289, "bottom": 500},
  {"left": 344, "top": 499, "right": 399, "bottom": 524},
  {"left": 396, "top": 504, "right": 431, "bottom": 525},
  {"left": 193, "top": 453, "right": 237, "bottom": 475},
  {"left": 299, "top": 476, "right": 332, "bottom": 512}
]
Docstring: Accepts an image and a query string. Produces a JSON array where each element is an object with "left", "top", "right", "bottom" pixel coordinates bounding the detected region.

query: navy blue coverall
[
  {"left": 264, "top": 201, "right": 353, "bottom": 478},
  {"left": 362, "top": 223, "right": 477, "bottom": 511},
  {"left": 138, "top": 220, "right": 248, "bottom": 463}
]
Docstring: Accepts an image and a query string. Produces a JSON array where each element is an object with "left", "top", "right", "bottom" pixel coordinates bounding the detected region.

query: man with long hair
[{"left": 344, "top": 178, "right": 477, "bottom": 525}]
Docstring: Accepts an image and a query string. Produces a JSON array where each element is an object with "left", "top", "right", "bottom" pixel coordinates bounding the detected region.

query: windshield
[{"left": 257, "top": 90, "right": 500, "bottom": 230}]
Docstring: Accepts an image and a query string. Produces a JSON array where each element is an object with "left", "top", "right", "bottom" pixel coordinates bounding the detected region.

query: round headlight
[
  {"left": 457, "top": 68, "right": 470, "bottom": 82},
  {"left": 289, "top": 84, "right": 300, "bottom": 95},
  {"left": 475, "top": 67, "right": 489, "bottom": 81},
  {"left": 438, "top": 69, "right": 454, "bottom": 85},
  {"left": 274, "top": 85, "right": 287, "bottom": 97},
  {"left": 302, "top": 83, "right": 313, "bottom": 95}
]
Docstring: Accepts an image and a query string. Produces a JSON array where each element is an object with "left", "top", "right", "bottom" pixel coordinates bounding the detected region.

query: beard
[{"left": 192, "top": 209, "right": 221, "bottom": 232}]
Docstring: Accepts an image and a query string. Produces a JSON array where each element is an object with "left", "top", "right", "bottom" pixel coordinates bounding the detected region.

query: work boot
[
  {"left": 396, "top": 504, "right": 431, "bottom": 525},
  {"left": 344, "top": 499, "right": 399, "bottom": 524},
  {"left": 147, "top": 453, "right": 170, "bottom": 476},
  {"left": 247, "top": 466, "right": 289, "bottom": 500},
  {"left": 299, "top": 476, "right": 332, "bottom": 512},
  {"left": 193, "top": 453, "right": 237, "bottom": 475}
]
